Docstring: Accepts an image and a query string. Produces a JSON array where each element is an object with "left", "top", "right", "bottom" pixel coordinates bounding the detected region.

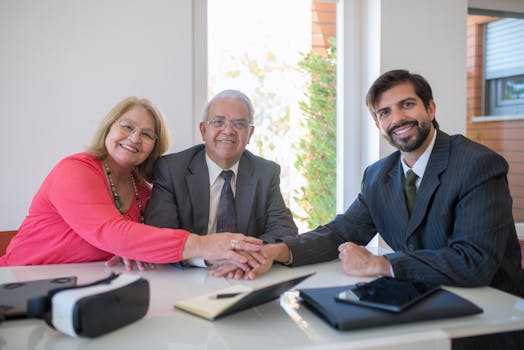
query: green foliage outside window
[
  {"left": 210, "top": 40, "right": 337, "bottom": 230},
  {"left": 294, "top": 38, "right": 337, "bottom": 228}
]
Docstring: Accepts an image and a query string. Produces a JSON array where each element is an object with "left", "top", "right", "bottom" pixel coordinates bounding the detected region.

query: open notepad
[{"left": 174, "top": 272, "right": 314, "bottom": 320}]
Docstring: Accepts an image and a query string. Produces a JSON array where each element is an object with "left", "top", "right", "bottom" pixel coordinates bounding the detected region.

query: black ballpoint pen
[{"left": 211, "top": 292, "right": 242, "bottom": 299}]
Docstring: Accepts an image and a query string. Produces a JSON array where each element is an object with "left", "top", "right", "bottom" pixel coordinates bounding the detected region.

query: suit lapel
[
  {"left": 235, "top": 154, "right": 256, "bottom": 234},
  {"left": 187, "top": 150, "right": 211, "bottom": 234},
  {"left": 406, "top": 130, "right": 450, "bottom": 236}
]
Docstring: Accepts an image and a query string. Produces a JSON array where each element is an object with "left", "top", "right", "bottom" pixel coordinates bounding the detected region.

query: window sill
[{"left": 471, "top": 114, "right": 524, "bottom": 122}]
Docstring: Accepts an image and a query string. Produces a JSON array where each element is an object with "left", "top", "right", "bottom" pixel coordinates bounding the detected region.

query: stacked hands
[
  {"left": 106, "top": 232, "right": 280, "bottom": 279},
  {"left": 202, "top": 234, "right": 269, "bottom": 279},
  {"left": 106, "top": 236, "right": 392, "bottom": 279},
  {"left": 209, "top": 240, "right": 390, "bottom": 279},
  {"left": 208, "top": 240, "right": 287, "bottom": 280}
]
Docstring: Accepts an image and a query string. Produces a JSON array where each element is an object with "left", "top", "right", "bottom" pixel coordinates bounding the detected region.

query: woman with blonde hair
[{"left": 0, "top": 97, "right": 262, "bottom": 269}]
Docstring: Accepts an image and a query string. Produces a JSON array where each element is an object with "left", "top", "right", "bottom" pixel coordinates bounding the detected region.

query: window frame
[
  {"left": 482, "top": 16, "right": 524, "bottom": 117},
  {"left": 486, "top": 74, "right": 524, "bottom": 115}
]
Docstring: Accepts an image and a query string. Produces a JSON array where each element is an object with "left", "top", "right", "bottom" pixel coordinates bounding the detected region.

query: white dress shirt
[{"left": 186, "top": 154, "right": 239, "bottom": 268}]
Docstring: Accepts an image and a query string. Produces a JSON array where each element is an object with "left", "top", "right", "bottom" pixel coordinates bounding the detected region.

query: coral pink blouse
[{"left": 0, "top": 153, "right": 189, "bottom": 266}]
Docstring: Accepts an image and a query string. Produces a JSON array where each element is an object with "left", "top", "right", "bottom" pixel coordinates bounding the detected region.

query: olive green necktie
[{"left": 404, "top": 170, "right": 418, "bottom": 216}]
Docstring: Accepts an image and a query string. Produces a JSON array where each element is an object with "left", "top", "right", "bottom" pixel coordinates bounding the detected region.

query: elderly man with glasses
[{"left": 144, "top": 90, "right": 298, "bottom": 276}]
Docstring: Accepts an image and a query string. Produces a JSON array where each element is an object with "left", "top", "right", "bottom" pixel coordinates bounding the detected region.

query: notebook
[{"left": 175, "top": 272, "right": 314, "bottom": 320}]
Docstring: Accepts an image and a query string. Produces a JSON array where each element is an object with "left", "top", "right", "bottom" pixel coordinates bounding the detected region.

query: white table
[{"left": 1, "top": 261, "right": 524, "bottom": 350}]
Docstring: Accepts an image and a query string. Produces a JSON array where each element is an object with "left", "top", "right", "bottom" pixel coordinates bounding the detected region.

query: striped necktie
[
  {"left": 216, "top": 170, "right": 237, "bottom": 232},
  {"left": 404, "top": 169, "right": 418, "bottom": 216}
]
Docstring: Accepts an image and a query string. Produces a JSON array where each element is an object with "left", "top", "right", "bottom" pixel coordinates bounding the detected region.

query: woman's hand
[
  {"left": 105, "top": 256, "right": 156, "bottom": 271},
  {"left": 182, "top": 233, "right": 264, "bottom": 268}
]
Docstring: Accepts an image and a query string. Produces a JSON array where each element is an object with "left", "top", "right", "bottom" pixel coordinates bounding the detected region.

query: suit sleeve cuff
[
  {"left": 185, "top": 257, "right": 208, "bottom": 268},
  {"left": 280, "top": 249, "right": 293, "bottom": 266}
]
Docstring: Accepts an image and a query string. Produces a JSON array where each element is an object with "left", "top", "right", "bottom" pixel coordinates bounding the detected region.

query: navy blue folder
[{"left": 299, "top": 285, "right": 483, "bottom": 331}]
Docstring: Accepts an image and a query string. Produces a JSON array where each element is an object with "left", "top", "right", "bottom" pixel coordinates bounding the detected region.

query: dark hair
[{"left": 365, "top": 69, "right": 439, "bottom": 129}]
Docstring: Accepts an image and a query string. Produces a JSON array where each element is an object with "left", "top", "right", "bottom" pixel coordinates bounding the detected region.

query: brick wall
[
  {"left": 466, "top": 15, "right": 524, "bottom": 221},
  {"left": 312, "top": 0, "right": 336, "bottom": 57}
]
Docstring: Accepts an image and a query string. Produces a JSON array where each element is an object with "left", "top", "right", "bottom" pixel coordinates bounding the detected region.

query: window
[
  {"left": 207, "top": 0, "right": 337, "bottom": 230},
  {"left": 484, "top": 18, "right": 524, "bottom": 116},
  {"left": 467, "top": 13, "right": 524, "bottom": 224},
  {"left": 486, "top": 74, "right": 524, "bottom": 115}
]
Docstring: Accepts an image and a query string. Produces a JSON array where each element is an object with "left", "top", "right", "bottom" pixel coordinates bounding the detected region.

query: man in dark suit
[
  {"left": 213, "top": 70, "right": 524, "bottom": 297},
  {"left": 145, "top": 89, "right": 297, "bottom": 272}
]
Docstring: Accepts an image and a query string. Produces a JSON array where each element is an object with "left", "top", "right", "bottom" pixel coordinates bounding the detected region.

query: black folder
[{"left": 299, "top": 285, "right": 483, "bottom": 331}]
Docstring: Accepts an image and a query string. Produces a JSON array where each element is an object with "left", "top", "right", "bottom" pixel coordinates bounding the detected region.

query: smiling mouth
[
  {"left": 120, "top": 143, "right": 139, "bottom": 153},
  {"left": 217, "top": 139, "right": 237, "bottom": 144},
  {"left": 390, "top": 121, "right": 417, "bottom": 137}
]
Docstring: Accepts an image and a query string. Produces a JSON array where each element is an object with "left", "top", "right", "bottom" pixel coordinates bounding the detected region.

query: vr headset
[{"left": 28, "top": 273, "right": 149, "bottom": 338}]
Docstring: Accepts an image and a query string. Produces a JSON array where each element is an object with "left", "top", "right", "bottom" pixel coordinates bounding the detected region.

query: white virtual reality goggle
[{"left": 28, "top": 273, "right": 149, "bottom": 338}]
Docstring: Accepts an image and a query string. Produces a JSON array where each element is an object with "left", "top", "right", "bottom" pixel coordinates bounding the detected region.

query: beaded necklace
[{"left": 103, "top": 159, "right": 144, "bottom": 223}]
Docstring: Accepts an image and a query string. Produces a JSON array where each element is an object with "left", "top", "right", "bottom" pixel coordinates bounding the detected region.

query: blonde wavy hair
[{"left": 87, "top": 96, "right": 170, "bottom": 183}]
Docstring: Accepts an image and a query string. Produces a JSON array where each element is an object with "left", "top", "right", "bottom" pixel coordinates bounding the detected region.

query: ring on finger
[{"left": 230, "top": 239, "right": 240, "bottom": 250}]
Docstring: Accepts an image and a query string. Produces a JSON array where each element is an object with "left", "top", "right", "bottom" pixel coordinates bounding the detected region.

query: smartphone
[{"left": 334, "top": 277, "right": 440, "bottom": 312}]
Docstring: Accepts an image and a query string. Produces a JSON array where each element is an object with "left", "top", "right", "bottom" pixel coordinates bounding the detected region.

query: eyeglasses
[
  {"left": 116, "top": 119, "right": 158, "bottom": 144},
  {"left": 205, "top": 118, "right": 253, "bottom": 131}
]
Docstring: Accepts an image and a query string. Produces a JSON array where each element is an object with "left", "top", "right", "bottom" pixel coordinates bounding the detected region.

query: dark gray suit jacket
[
  {"left": 282, "top": 130, "right": 524, "bottom": 296},
  {"left": 144, "top": 144, "right": 297, "bottom": 243}
]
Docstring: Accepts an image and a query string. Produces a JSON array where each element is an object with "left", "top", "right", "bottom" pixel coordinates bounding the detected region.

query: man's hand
[
  {"left": 209, "top": 243, "right": 291, "bottom": 280},
  {"left": 338, "top": 242, "right": 391, "bottom": 277},
  {"left": 206, "top": 249, "right": 268, "bottom": 274}
]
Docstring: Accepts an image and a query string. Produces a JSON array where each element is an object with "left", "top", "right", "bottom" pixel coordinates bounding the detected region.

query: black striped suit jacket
[{"left": 283, "top": 130, "right": 524, "bottom": 297}]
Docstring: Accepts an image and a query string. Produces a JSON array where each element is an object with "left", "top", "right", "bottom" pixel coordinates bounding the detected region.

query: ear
[
  {"left": 199, "top": 122, "right": 206, "bottom": 141},
  {"left": 246, "top": 126, "right": 255, "bottom": 144},
  {"left": 427, "top": 100, "right": 436, "bottom": 120}
]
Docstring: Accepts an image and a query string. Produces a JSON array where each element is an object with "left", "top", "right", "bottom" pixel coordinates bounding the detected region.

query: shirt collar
[
  {"left": 401, "top": 129, "right": 437, "bottom": 179},
  {"left": 205, "top": 154, "right": 239, "bottom": 185}
]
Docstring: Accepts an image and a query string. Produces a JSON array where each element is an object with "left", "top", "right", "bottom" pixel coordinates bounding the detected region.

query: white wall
[
  {"left": 0, "top": 0, "right": 194, "bottom": 230},
  {"left": 377, "top": 0, "right": 468, "bottom": 157}
]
